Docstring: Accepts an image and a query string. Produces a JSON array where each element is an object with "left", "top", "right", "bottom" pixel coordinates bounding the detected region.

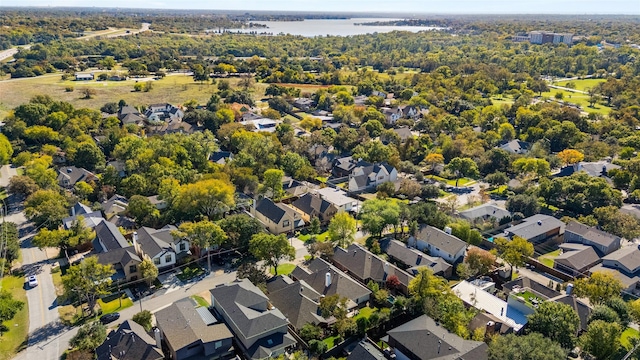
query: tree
[
  {"left": 494, "top": 236, "right": 534, "bottom": 275},
  {"left": 573, "top": 271, "right": 624, "bottom": 305},
  {"left": 319, "top": 294, "right": 348, "bottom": 319},
  {"left": 557, "top": 149, "right": 584, "bottom": 166},
  {"left": 506, "top": 194, "right": 540, "bottom": 218},
  {"left": 81, "top": 88, "right": 96, "bottom": 99},
  {"left": 173, "top": 178, "right": 235, "bottom": 219},
  {"left": 0, "top": 222, "right": 20, "bottom": 267},
  {"left": 307, "top": 241, "right": 334, "bottom": 260},
  {"left": 423, "top": 153, "right": 445, "bottom": 171},
  {"left": 604, "top": 297, "right": 630, "bottom": 327},
  {"left": 580, "top": 320, "right": 621, "bottom": 360},
  {"left": 7, "top": 175, "right": 39, "bottom": 198},
  {"left": 444, "top": 157, "right": 479, "bottom": 186},
  {"left": 456, "top": 263, "right": 473, "bottom": 279},
  {"left": 62, "top": 256, "right": 115, "bottom": 315},
  {"left": 589, "top": 305, "right": 620, "bottom": 324},
  {"left": 175, "top": 220, "right": 227, "bottom": 272},
  {"left": 308, "top": 339, "right": 328, "bottom": 356},
  {"left": 218, "top": 214, "right": 263, "bottom": 249},
  {"left": 299, "top": 323, "right": 323, "bottom": 343},
  {"left": 33, "top": 217, "right": 94, "bottom": 257},
  {"left": 0, "top": 133, "right": 13, "bottom": 164},
  {"left": 139, "top": 258, "right": 159, "bottom": 287},
  {"left": 488, "top": 333, "right": 566, "bottom": 360},
  {"left": 512, "top": 157, "right": 550, "bottom": 179},
  {"left": 127, "top": 195, "right": 159, "bottom": 226},
  {"left": 360, "top": 199, "right": 401, "bottom": 237},
  {"left": 249, "top": 233, "right": 295, "bottom": 275},
  {"left": 328, "top": 212, "right": 357, "bottom": 248},
  {"left": 309, "top": 217, "right": 321, "bottom": 235},
  {"left": 0, "top": 290, "right": 25, "bottom": 334},
  {"left": 629, "top": 298, "right": 640, "bottom": 324},
  {"left": 25, "top": 189, "right": 69, "bottom": 229},
  {"left": 263, "top": 169, "right": 284, "bottom": 200},
  {"left": 72, "top": 142, "right": 105, "bottom": 171},
  {"left": 69, "top": 322, "right": 107, "bottom": 351},
  {"left": 132, "top": 310, "right": 153, "bottom": 331},
  {"left": 465, "top": 247, "right": 496, "bottom": 276},
  {"left": 527, "top": 301, "right": 580, "bottom": 349},
  {"left": 74, "top": 181, "right": 93, "bottom": 200}
]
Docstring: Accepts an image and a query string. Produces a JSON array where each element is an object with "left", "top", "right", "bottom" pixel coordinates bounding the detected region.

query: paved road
[
  {"left": 549, "top": 84, "right": 588, "bottom": 94},
  {"left": 0, "top": 164, "right": 18, "bottom": 187},
  {"left": 0, "top": 45, "right": 31, "bottom": 62}
]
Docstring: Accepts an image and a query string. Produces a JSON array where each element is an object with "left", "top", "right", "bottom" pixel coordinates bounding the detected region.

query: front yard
[
  {"left": 177, "top": 264, "right": 206, "bottom": 282},
  {"left": 0, "top": 275, "right": 29, "bottom": 360},
  {"left": 98, "top": 294, "right": 133, "bottom": 315},
  {"left": 269, "top": 263, "right": 296, "bottom": 276},
  {"left": 298, "top": 231, "right": 330, "bottom": 242}
]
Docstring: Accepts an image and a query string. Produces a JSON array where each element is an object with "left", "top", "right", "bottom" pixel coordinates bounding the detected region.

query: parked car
[
  {"left": 99, "top": 312, "right": 120, "bottom": 324},
  {"left": 27, "top": 275, "right": 38, "bottom": 288}
]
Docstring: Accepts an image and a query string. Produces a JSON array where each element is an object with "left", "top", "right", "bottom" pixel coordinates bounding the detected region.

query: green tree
[
  {"left": 494, "top": 236, "right": 534, "bottom": 275},
  {"left": 444, "top": 157, "right": 479, "bottom": 187},
  {"left": 0, "top": 133, "right": 13, "bottom": 164},
  {"left": 62, "top": 256, "right": 115, "bottom": 315},
  {"left": 74, "top": 181, "right": 93, "bottom": 200},
  {"left": 218, "top": 214, "right": 263, "bottom": 249},
  {"left": 573, "top": 271, "right": 624, "bottom": 305},
  {"left": 249, "top": 233, "right": 295, "bottom": 275},
  {"left": 360, "top": 199, "right": 401, "bottom": 237},
  {"left": 72, "top": 142, "right": 105, "bottom": 171},
  {"left": 308, "top": 339, "right": 328, "bottom": 356},
  {"left": 488, "top": 333, "right": 566, "bottom": 360},
  {"left": 24, "top": 189, "right": 69, "bottom": 229},
  {"left": 0, "top": 222, "right": 20, "bottom": 266},
  {"left": 464, "top": 247, "right": 496, "bottom": 276},
  {"left": 127, "top": 195, "right": 160, "bottom": 226},
  {"left": 139, "top": 258, "right": 159, "bottom": 287},
  {"left": 173, "top": 178, "right": 235, "bottom": 219},
  {"left": 505, "top": 194, "right": 540, "bottom": 217},
  {"left": 527, "top": 301, "right": 581, "bottom": 349},
  {"left": 580, "top": 320, "right": 621, "bottom": 360},
  {"left": 174, "top": 220, "right": 227, "bottom": 272},
  {"left": 327, "top": 212, "right": 357, "bottom": 248},
  {"left": 0, "top": 290, "right": 25, "bottom": 334},
  {"left": 263, "top": 169, "right": 285, "bottom": 200},
  {"left": 132, "top": 310, "right": 153, "bottom": 331},
  {"left": 298, "top": 323, "right": 323, "bottom": 343},
  {"left": 69, "top": 322, "right": 107, "bottom": 351}
]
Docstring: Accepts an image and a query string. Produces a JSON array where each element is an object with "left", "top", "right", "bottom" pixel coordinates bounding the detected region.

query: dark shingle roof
[
  {"left": 96, "top": 246, "right": 141, "bottom": 269},
  {"left": 136, "top": 226, "right": 175, "bottom": 258},
  {"left": 387, "top": 315, "right": 488, "bottom": 360},
  {"left": 347, "top": 340, "right": 386, "bottom": 360},
  {"left": 292, "top": 193, "right": 336, "bottom": 217},
  {"left": 57, "top": 166, "right": 96, "bottom": 186},
  {"left": 412, "top": 225, "right": 468, "bottom": 257},
  {"left": 266, "top": 275, "right": 328, "bottom": 330},
  {"left": 555, "top": 244, "right": 600, "bottom": 271},
  {"left": 254, "top": 198, "right": 295, "bottom": 224},
  {"left": 507, "top": 214, "right": 565, "bottom": 240},
  {"left": 96, "top": 320, "right": 163, "bottom": 360},
  {"left": 381, "top": 239, "right": 452, "bottom": 276},
  {"left": 155, "top": 298, "right": 233, "bottom": 351},
  {"left": 93, "top": 220, "right": 129, "bottom": 252},
  {"left": 566, "top": 221, "right": 620, "bottom": 248}
]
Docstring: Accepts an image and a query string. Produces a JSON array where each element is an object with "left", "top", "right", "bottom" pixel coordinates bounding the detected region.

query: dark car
[{"left": 99, "top": 312, "right": 120, "bottom": 324}]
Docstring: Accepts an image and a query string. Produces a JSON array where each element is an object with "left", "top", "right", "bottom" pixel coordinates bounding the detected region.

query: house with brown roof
[
  {"left": 291, "top": 193, "right": 338, "bottom": 224},
  {"left": 331, "top": 243, "right": 414, "bottom": 296},
  {"left": 155, "top": 298, "right": 234, "bottom": 360},
  {"left": 57, "top": 166, "right": 98, "bottom": 188}
]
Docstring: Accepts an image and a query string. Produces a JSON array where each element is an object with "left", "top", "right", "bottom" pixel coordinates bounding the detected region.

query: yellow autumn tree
[{"left": 557, "top": 149, "right": 584, "bottom": 166}]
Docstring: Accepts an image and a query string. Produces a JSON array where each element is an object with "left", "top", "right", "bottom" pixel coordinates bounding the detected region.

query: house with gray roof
[
  {"left": 291, "top": 193, "right": 338, "bottom": 224},
  {"left": 57, "top": 166, "right": 97, "bottom": 188},
  {"left": 348, "top": 161, "right": 398, "bottom": 193},
  {"left": 504, "top": 214, "right": 565, "bottom": 244},
  {"left": 314, "top": 187, "right": 359, "bottom": 212},
  {"left": 392, "top": 127, "right": 414, "bottom": 142},
  {"left": 96, "top": 320, "right": 163, "bottom": 360},
  {"left": 282, "top": 177, "right": 309, "bottom": 198},
  {"left": 290, "top": 258, "right": 371, "bottom": 311},
  {"left": 118, "top": 105, "right": 145, "bottom": 126},
  {"left": 331, "top": 243, "right": 414, "bottom": 296},
  {"left": 134, "top": 226, "right": 189, "bottom": 269},
  {"left": 155, "top": 298, "right": 234, "bottom": 360},
  {"left": 144, "top": 103, "right": 183, "bottom": 123},
  {"left": 251, "top": 198, "right": 304, "bottom": 235},
  {"left": 458, "top": 203, "right": 511, "bottom": 224},
  {"left": 554, "top": 243, "right": 601, "bottom": 277},
  {"left": 380, "top": 239, "right": 453, "bottom": 278},
  {"left": 209, "top": 151, "right": 234, "bottom": 165},
  {"left": 384, "top": 315, "right": 488, "bottom": 360},
  {"left": 347, "top": 340, "right": 386, "bottom": 360},
  {"left": 93, "top": 220, "right": 141, "bottom": 282},
  {"left": 63, "top": 202, "right": 104, "bottom": 230},
  {"left": 564, "top": 220, "right": 621, "bottom": 256},
  {"left": 554, "top": 161, "right": 620, "bottom": 181},
  {"left": 408, "top": 225, "right": 468, "bottom": 264},
  {"left": 101, "top": 194, "right": 129, "bottom": 218},
  {"left": 590, "top": 246, "right": 640, "bottom": 294},
  {"left": 498, "top": 139, "right": 530, "bottom": 154},
  {"left": 209, "top": 279, "right": 296, "bottom": 360},
  {"left": 265, "top": 275, "right": 331, "bottom": 330}
]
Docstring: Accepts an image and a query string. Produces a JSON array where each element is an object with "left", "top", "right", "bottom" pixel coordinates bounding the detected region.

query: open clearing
[{"left": 554, "top": 78, "right": 606, "bottom": 92}]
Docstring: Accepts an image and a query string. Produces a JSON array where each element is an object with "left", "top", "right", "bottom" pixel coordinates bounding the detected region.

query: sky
[{"left": 2, "top": 0, "right": 639, "bottom": 14}]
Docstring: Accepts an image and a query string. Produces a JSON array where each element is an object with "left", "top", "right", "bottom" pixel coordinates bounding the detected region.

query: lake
[{"left": 216, "top": 18, "right": 444, "bottom": 37}]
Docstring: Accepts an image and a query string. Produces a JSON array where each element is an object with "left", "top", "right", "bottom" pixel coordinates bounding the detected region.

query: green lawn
[
  {"left": 353, "top": 306, "right": 378, "bottom": 321},
  {"left": 490, "top": 96, "right": 515, "bottom": 107},
  {"left": 538, "top": 249, "right": 561, "bottom": 268},
  {"left": 98, "top": 294, "right": 133, "bottom": 315},
  {"left": 315, "top": 176, "right": 328, "bottom": 183},
  {"left": 621, "top": 327, "right": 640, "bottom": 350},
  {"left": 322, "top": 334, "right": 341, "bottom": 349},
  {"left": 190, "top": 295, "right": 210, "bottom": 308},
  {"left": 269, "top": 263, "right": 296, "bottom": 276},
  {"left": 555, "top": 78, "right": 606, "bottom": 92},
  {"left": 298, "top": 231, "right": 330, "bottom": 242},
  {"left": 426, "top": 175, "right": 474, "bottom": 187},
  {"left": 0, "top": 275, "right": 29, "bottom": 360},
  {"left": 540, "top": 88, "right": 611, "bottom": 115},
  {"left": 488, "top": 185, "right": 508, "bottom": 196},
  {"left": 177, "top": 264, "right": 205, "bottom": 282}
]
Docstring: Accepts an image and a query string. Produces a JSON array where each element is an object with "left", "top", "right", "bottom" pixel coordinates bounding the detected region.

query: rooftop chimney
[
  {"left": 154, "top": 328, "right": 161, "bottom": 349},
  {"left": 325, "top": 272, "right": 332, "bottom": 288},
  {"left": 133, "top": 232, "right": 138, "bottom": 246}
]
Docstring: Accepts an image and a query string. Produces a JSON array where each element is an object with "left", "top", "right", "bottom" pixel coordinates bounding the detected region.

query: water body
[{"left": 219, "top": 18, "right": 444, "bottom": 37}]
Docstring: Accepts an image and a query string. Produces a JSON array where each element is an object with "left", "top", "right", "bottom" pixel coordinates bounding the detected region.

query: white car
[{"left": 27, "top": 275, "right": 38, "bottom": 288}]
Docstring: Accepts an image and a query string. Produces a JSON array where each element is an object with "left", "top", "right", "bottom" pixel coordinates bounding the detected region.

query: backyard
[
  {"left": 538, "top": 249, "right": 561, "bottom": 268},
  {"left": 621, "top": 327, "right": 640, "bottom": 350},
  {"left": 0, "top": 275, "right": 29, "bottom": 360}
]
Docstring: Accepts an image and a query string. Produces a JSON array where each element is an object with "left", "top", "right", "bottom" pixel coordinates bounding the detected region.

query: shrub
[{"left": 65, "top": 86, "right": 74, "bottom": 92}]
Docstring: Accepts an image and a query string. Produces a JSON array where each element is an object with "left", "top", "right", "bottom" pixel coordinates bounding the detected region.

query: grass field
[
  {"left": 298, "top": 231, "right": 330, "bottom": 242},
  {"left": 269, "top": 263, "right": 296, "bottom": 276},
  {"left": 426, "top": 175, "right": 474, "bottom": 187},
  {"left": 541, "top": 88, "right": 611, "bottom": 115},
  {"left": 538, "top": 249, "right": 561, "bottom": 268},
  {"left": 554, "top": 78, "right": 606, "bottom": 92},
  {"left": 98, "top": 294, "right": 133, "bottom": 315},
  {"left": 0, "top": 276, "right": 29, "bottom": 360},
  {"left": 621, "top": 327, "right": 640, "bottom": 350},
  {"left": 190, "top": 295, "right": 210, "bottom": 308}
]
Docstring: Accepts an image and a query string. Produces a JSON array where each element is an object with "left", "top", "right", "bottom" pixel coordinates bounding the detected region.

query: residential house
[
  {"left": 353, "top": 95, "right": 368, "bottom": 106},
  {"left": 57, "top": 166, "right": 97, "bottom": 188},
  {"left": 209, "top": 279, "right": 297, "bottom": 360},
  {"left": 251, "top": 198, "right": 304, "bottom": 235},
  {"left": 293, "top": 98, "right": 314, "bottom": 111},
  {"left": 564, "top": 220, "right": 621, "bottom": 256},
  {"left": 93, "top": 220, "right": 141, "bottom": 282},
  {"left": 265, "top": 275, "right": 331, "bottom": 330},
  {"left": 398, "top": 105, "right": 419, "bottom": 119},
  {"left": 554, "top": 243, "right": 601, "bottom": 277},
  {"left": 107, "top": 160, "right": 127, "bottom": 178},
  {"left": 381, "top": 107, "right": 402, "bottom": 125},
  {"left": 147, "top": 195, "right": 168, "bottom": 210},
  {"left": 331, "top": 243, "right": 414, "bottom": 296},
  {"left": 408, "top": 225, "right": 468, "bottom": 264},
  {"left": 118, "top": 105, "right": 145, "bottom": 126},
  {"left": 458, "top": 203, "right": 511, "bottom": 224},
  {"left": 291, "top": 193, "right": 338, "bottom": 224},
  {"left": 392, "top": 127, "right": 414, "bottom": 142},
  {"left": 331, "top": 156, "right": 365, "bottom": 178},
  {"left": 290, "top": 258, "right": 371, "bottom": 311},
  {"left": 134, "top": 226, "right": 189, "bottom": 269},
  {"left": 504, "top": 214, "right": 565, "bottom": 244},
  {"left": 240, "top": 118, "right": 280, "bottom": 133},
  {"left": 554, "top": 161, "right": 620, "bottom": 180},
  {"left": 590, "top": 246, "right": 640, "bottom": 295},
  {"left": 498, "top": 139, "right": 530, "bottom": 154},
  {"left": 62, "top": 202, "right": 104, "bottom": 230},
  {"left": 550, "top": 294, "right": 592, "bottom": 332},
  {"left": 155, "top": 298, "right": 234, "bottom": 360},
  {"left": 101, "top": 194, "right": 129, "bottom": 219},
  {"left": 453, "top": 280, "right": 529, "bottom": 333},
  {"left": 146, "top": 120, "right": 194, "bottom": 136},
  {"left": 348, "top": 161, "right": 398, "bottom": 193},
  {"left": 75, "top": 73, "right": 94, "bottom": 81},
  {"left": 347, "top": 340, "right": 386, "bottom": 360},
  {"left": 314, "top": 188, "right": 359, "bottom": 212},
  {"left": 96, "top": 320, "right": 163, "bottom": 360},
  {"left": 380, "top": 239, "right": 453, "bottom": 278},
  {"left": 209, "top": 151, "right": 234, "bottom": 165},
  {"left": 384, "top": 315, "right": 488, "bottom": 360},
  {"left": 144, "top": 103, "right": 184, "bottom": 123},
  {"left": 282, "top": 177, "right": 309, "bottom": 198}
]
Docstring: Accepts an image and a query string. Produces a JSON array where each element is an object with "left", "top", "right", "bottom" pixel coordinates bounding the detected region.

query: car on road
[
  {"left": 99, "top": 312, "right": 120, "bottom": 324},
  {"left": 27, "top": 275, "right": 38, "bottom": 288}
]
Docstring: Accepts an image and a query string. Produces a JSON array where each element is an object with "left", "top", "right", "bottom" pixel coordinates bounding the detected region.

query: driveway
[{"left": 0, "top": 164, "right": 18, "bottom": 187}]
